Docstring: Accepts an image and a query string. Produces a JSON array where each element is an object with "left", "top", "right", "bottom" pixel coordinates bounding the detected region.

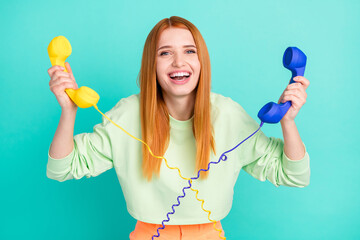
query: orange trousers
[{"left": 129, "top": 220, "right": 225, "bottom": 240}]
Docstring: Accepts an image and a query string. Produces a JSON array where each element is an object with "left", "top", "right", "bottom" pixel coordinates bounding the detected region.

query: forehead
[{"left": 157, "top": 27, "right": 196, "bottom": 47}]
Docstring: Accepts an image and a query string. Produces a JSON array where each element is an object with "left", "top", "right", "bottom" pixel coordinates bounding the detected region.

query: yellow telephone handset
[{"left": 47, "top": 36, "right": 99, "bottom": 108}]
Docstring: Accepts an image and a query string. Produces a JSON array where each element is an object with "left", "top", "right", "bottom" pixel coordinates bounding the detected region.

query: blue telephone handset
[{"left": 257, "top": 47, "right": 307, "bottom": 124}]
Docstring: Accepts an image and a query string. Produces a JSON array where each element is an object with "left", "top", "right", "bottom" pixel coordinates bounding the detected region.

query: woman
[{"left": 47, "top": 16, "right": 310, "bottom": 240}]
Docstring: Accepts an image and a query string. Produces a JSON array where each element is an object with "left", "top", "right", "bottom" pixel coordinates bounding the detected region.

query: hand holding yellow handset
[
  {"left": 47, "top": 35, "right": 157, "bottom": 158},
  {"left": 47, "top": 36, "right": 99, "bottom": 108}
]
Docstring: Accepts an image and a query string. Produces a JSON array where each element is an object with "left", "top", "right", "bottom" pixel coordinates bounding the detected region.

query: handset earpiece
[
  {"left": 283, "top": 47, "right": 307, "bottom": 82},
  {"left": 47, "top": 36, "right": 99, "bottom": 108},
  {"left": 257, "top": 47, "right": 307, "bottom": 123}
]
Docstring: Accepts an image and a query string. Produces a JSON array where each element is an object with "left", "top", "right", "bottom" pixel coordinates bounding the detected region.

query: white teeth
[{"left": 169, "top": 72, "right": 190, "bottom": 77}]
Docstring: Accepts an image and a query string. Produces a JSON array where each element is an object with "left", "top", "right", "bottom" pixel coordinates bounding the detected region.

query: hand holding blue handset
[{"left": 258, "top": 47, "right": 307, "bottom": 124}]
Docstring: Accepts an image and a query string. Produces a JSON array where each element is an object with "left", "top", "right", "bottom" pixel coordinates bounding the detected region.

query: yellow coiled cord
[
  {"left": 93, "top": 105, "right": 225, "bottom": 239},
  {"left": 48, "top": 35, "right": 225, "bottom": 239}
]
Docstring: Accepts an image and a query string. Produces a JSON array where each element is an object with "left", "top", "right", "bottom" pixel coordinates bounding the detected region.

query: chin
[{"left": 171, "top": 90, "right": 197, "bottom": 99}]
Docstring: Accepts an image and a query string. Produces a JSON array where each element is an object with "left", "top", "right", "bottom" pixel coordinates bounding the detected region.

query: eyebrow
[{"left": 157, "top": 45, "right": 197, "bottom": 51}]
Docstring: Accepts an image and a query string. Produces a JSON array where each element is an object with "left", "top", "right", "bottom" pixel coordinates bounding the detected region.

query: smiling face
[{"left": 156, "top": 27, "right": 201, "bottom": 101}]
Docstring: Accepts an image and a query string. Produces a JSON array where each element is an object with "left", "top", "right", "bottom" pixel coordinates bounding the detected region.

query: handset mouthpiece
[{"left": 65, "top": 87, "right": 100, "bottom": 108}]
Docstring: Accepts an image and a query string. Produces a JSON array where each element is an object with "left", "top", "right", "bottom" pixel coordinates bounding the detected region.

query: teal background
[{"left": 1, "top": 0, "right": 359, "bottom": 239}]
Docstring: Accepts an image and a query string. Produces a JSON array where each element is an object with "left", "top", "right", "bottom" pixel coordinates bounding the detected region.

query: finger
[
  {"left": 51, "top": 83, "right": 78, "bottom": 95},
  {"left": 293, "top": 76, "right": 310, "bottom": 89},
  {"left": 287, "top": 83, "right": 307, "bottom": 97},
  {"left": 283, "top": 95, "right": 303, "bottom": 110},
  {"left": 287, "top": 85, "right": 307, "bottom": 99},
  {"left": 51, "top": 71, "right": 71, "bottom": 81},
  {"left": 50, "top": 78, "right": 77, "bottom": 89},
  {"left": 283, "top": 89, "right": 301, "bottom": 97},
  {"left": 48, "top": 65, "right": 65, "bottom": 77},
  {"left": 52, "top": 82, "right": 78, "bottom": 94},
  {"left": 287, "top": 82, "right": 302, "bottom": 89},
  {"left": 281, "top": 92, "right": 306, "bottom": 107},
  {"left": 283, "top": 90, "right": 306, "bottom": 102}
]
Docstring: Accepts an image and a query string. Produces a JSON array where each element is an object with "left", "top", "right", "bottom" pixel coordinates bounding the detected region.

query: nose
[{"left": 172, "top": 52, "right": 185, "bottom": 67}]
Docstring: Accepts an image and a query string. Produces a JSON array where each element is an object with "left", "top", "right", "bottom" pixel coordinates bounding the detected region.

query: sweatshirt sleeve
[
  {"left": 46, "top": 113, "right": 114, "bottom": 182},
  {"left": 231, "top": 99, "right": 310, "bottom": 188},
  {"left": 241, "top": 130, "right": 310, "bottom": 188}
]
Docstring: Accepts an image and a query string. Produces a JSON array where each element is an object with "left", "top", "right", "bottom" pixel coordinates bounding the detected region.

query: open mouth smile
[{"left": 168, "top": 71, "right": 191, "bottom": 81}]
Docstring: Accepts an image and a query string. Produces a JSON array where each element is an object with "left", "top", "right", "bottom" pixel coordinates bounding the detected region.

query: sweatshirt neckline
[{"left": 169, "top": 114, "right": 193, "bottom": 130}]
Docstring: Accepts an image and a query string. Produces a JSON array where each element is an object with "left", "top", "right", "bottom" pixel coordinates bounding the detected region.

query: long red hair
[{"left": 139, "top": 16, "right": 216, "bottom": 181}]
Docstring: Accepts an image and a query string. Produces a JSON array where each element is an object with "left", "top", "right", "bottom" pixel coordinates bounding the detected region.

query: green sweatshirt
[{"left": 47, "top": 92, "right": 310, "bottom": 225}]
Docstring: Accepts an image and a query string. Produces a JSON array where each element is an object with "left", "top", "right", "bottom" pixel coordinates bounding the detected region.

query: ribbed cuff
[
  {"left": 47, "top": 147, "right": 75, "bottom": 172},
  {"left": 282, "top": 142, "right": 310, "bottom": 175}
]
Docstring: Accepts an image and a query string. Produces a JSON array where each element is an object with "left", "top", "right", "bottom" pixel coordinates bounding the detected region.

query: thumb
[
  {"left": 278, "top": 93, "right": 284, "bottom": 104},
  {"left": 65, "top": 62, "right": 75, "bottom": 80}
]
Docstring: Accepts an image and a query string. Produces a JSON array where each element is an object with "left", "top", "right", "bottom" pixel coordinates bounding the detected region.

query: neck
[{"left": 162, "top": 91, "right": 196, "bottom": 121}]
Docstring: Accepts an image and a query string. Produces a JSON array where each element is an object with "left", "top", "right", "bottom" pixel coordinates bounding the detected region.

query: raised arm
[
  {"left": 48, "top": 62, "right": 78, "bottom": 159},
  {"left": 278, "top": 76, "right": 310, "bottom": 160}
]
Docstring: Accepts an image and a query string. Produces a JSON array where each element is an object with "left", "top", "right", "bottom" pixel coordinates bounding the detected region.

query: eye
[
  {"left": 186, "top": 49, "right": 196, "bottom": 54},
  {"left": 160, "top": 51, "right": 169, "bottom": 56}
]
